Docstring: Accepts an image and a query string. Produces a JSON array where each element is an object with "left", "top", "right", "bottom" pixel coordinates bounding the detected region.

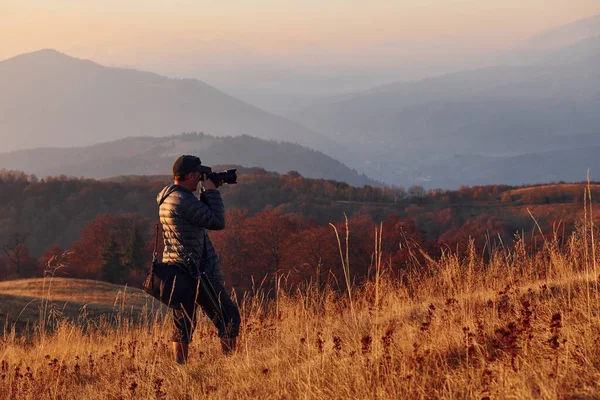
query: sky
[
  {"left": 3, "top": 0, "right": 600, "bottom": 63},
  {"left": 2, "top": 0, "right": 600, "bottom": 116}
]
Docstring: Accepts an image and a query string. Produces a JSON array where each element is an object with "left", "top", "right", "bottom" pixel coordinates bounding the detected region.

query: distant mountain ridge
[
  {"left": 295, "top": 60, "right": 600, "bottom": 157},
  {"left": 525, "top": 14, "right": 600, "bottom": 50},
  {"left": 292, "top": 31, "right": 600, "bottom": 187},
  {"left": 0, "top": 49, "right": 331, "bottom": 153},
  {"left": 0, "top": 133, "right": 377, "bottom": 187},
  {"left": 534, "top": 34, "right": 600, "bottom": 65}
]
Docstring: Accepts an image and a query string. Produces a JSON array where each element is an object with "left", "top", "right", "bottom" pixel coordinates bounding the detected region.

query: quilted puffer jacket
[{"left": 157, "top": 184, "right": 225, "bottom": 279}]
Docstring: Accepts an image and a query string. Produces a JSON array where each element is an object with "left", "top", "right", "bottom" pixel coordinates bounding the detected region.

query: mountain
[
  {"left": 291, "top": 35, "right": 600, "bottom": 187},
  {"left": 0, "top": 133, "right": 377, "bottom": 187},
  {"left": 0, "top": 49, "right": 331, "bottom": 153},
  {"left": 524, "top": 14, "right": 600, "bottom": 50},
  {"left": 534, "top": 34, "right": 600, "bottom": 66}
]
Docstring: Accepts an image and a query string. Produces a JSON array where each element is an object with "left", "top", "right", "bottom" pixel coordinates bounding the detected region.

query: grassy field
[
  {"left": 1, "top": 217, "right": 600, "bottom": 399},
  {"left": 0, "top": 278, "right": 156, "bottom": 336}
]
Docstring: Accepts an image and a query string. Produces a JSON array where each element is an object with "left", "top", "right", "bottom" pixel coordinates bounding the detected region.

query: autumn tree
[
  {"left": 0, "top": 232, "right": 27, "bottom": 277},
  {"left": 408, "top": 185, "right": 426, "bottom": 200},
  {"left": 243, "top": 209, "right": 304, "bottom": 288},
  {"left": 0, "top": 257, "right": 7, "bottom": 280},
  {"left": 210, "top": 209, "right": 251, "bottom": 288},
  {"left": 69, "top": 213, "right": 145, "bottom": 279},
  {"left": 439, "top": 214, "right": 508, "bottom": 254},
  {"left": 286, "top": 223, "right": 340, "bottom": 289},
  {"left": 391, "top": 186, "right": 407, "bottom": 203},
  {"left": 0, "top": 232, "right": 38, "bottom": 279}
]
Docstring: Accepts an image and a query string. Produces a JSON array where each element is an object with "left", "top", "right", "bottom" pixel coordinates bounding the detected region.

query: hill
[
  {"left": 0, "top": 278, "right": 154, "bottom": 334},
  {"left": 0, "top": 49, "right": 331, "bottom": 153},
  {"left": 0, "top": 133, "right": 376, "bottom": 187}
]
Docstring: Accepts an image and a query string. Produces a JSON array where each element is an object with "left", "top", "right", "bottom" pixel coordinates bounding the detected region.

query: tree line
[{"left": 0, "top": 168, "right": 596, "bottom": 291}]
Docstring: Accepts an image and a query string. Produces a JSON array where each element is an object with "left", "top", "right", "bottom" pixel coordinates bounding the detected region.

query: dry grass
[
  {"left": 505, "top": 183, "right": 600, "bottom": 196},
  {"left": 0, "top": 278, "right": 154, "bottom": 338},
  {"left": 2, "top": 214, "right": 600, "bottom": 399}
]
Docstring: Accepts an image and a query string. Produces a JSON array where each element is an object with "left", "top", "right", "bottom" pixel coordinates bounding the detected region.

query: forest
[{"left": 0, "top": 168, "right": 598, "bottom": 293}]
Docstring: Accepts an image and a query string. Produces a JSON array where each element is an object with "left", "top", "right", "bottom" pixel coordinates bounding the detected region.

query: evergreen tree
[
  {"left": 123, "top": 223, "right": 145, "bottom": 273},
  {"left": 100, "top": 235, "right": 123, "bottom": 283}
]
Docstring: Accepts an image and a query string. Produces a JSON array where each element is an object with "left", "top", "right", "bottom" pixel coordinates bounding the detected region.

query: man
[{"left": 156, "top": 155, "right": 241, "bottom": 363}]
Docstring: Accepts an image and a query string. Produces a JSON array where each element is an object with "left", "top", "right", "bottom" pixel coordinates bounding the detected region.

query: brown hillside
[
  {"left": 505, "top": 183, "right": 600, "bottom": 196},
  {"left": 0, "top": 278, "right": 160, "bottom": 334}
]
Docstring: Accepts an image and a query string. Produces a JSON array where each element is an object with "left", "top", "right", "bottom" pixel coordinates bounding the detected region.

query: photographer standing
[{"left": 156, "top": 155, "right": 241, "bottom": 363}]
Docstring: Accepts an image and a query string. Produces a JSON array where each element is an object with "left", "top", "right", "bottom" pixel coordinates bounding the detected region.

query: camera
[
  {"left": 199, "top": 166, "right": 238, "bottom": 186},
  {"left": 208, "top": 169, "right": 238, "bottom": 185}
]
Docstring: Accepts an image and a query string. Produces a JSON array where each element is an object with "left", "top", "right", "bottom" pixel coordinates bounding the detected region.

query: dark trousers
[{"left": 171, "top": 272, "right": 241, "bottom": 343}]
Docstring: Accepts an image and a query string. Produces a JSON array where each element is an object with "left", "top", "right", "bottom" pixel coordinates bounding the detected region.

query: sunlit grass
[{"left": 1, "top": 202, "right": 600, "bottom": 399}]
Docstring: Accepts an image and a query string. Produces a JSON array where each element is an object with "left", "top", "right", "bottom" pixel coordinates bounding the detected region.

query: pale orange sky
[{"left": 2, "top": 0, "right": 600, "bottom": 63}]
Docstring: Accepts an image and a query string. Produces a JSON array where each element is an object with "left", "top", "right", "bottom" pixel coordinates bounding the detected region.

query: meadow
[{"left": 1, "top": 210, "right": 600, "bottom": 399}]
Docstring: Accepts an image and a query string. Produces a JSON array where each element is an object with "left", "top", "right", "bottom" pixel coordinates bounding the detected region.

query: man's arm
[{"left": 179, "top": 189, "right": 225, "bottom": 230}]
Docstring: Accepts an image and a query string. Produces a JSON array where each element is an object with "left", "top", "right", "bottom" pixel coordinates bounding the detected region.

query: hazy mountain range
[
  {"left": 294, "top": 43, "right": 600, "bottom": 153},
  {"left": 0, "top": 133, "right": 376, "bottom": 187},
  {"left": 292, "top": 22, "right": 600, "bottom": 187},
  {"left": 0, "top": 49, "right": 329, "bottom": 153}
]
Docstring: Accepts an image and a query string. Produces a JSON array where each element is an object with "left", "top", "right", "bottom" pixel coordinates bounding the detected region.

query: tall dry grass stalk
[
  {"left": 330, "top": 214, "right": 357, "bottom": 327},
  {"left": 587, "top": 173, "right": 598, "bottom": 317},
  {"left": 1, "top": 210, "right": 600, "bottom": 399}
]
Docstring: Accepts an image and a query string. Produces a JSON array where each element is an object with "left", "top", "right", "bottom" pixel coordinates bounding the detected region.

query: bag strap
[
  {"left": 151, "top": 223, "right": 160, "bottom": 270},
  {"left": 202, "top": 231, "right": 208, "bottom": 261}
]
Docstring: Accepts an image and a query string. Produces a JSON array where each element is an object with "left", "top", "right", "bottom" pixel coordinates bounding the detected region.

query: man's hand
[{"left": 202, "top": 178, "right": 218, "bottom": 190}]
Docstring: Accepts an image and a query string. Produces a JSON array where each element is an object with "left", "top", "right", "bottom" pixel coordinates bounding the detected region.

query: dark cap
[{"left": 172, "top": 155, "right": 210, "bottom": 179}]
